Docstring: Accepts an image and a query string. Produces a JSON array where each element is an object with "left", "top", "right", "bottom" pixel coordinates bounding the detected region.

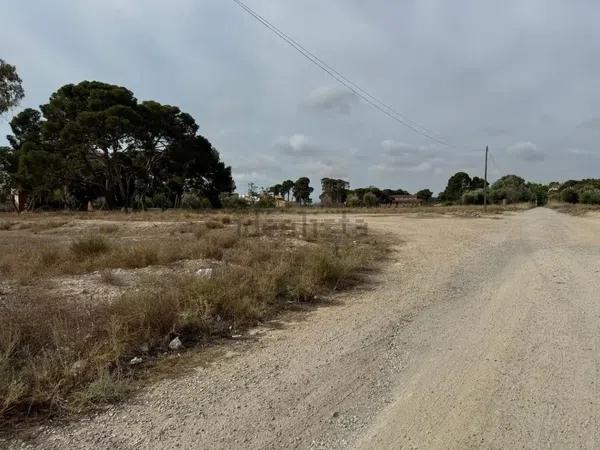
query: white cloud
[
  {"left": 298, "top": 158, "right": 349, "bottom": 179},
  {"left": 506, "top": 141, "right": 545, "bottom": 162},
  {"left": 274, "top": 133, "right": 320, "bottom": 156},
  {"left": 302, "top": 85, "right": 358, "bottom": 114},
  {"left": 372, "top": 139, "right": 444, "bottom": 173}
]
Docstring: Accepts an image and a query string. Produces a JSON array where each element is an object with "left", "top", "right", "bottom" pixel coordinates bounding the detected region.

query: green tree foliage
[
  {"left": 439, "top": 172, "right": 472, "bottom": 202},
  {"left": 320, "top": 178, "right": 349, "bottom": 206},
  {"left": 555, "top": 179, "right": 600, "bottom": 204},
  {"left": 527, "top": 183, "right": 549, "bottom": 206},
  {"left": 268, "top": 183, "right": 283, "bottom": 197},
  {"left": 293, "top": 177, "right": 313, "bottom": 205},
  {"left": 461, "top": 188, "right": 486, "bottom": 205},
  {"left": 490, "top": 175, "right": 533, "bottom": 204},
  {"left": 4, "top": 81, "right": 234, "bottom": 210},
  {"left": 580, "top": 189, "right": 600, "bottom": 205},
  {"left": 346, "top": 193, "right": 361, "bottom": 207},
  {"left": 0, "top": 59, "right": 24, "bottom": 115},
  {"left": 281, "top": 179, "right": 295, "bottom": 201},
  {"left": 363, "top": 191, "right": 378, "bottom": 207},
  {"left": 222, "top": 195, "right": 248, "bottom": 209},
  {"left": 561, "top": 187, "right": 579, "bottom": 204},
  {"left": 181, "top": 193, "right": 211, "bottom": 209},
  {"left": 469, "top": 176, "right": 488, "bottom": 190},
  {"left": 416, "top": 189, "right": 433, "bottom": 203}
]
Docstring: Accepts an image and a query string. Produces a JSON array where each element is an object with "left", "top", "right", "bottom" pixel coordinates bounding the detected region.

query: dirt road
[{"left": 9, "top": 208, "right": 600, "bottom": 449}]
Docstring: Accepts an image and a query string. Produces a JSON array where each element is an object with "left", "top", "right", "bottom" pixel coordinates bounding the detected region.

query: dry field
[
  {"left": 547, "top": 201, "right": 600, "bottom": 215},
  {"left": 0, "top": 210, "right": 383, "bottom": 425}
]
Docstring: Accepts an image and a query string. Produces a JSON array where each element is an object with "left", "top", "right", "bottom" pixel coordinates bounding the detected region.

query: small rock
[
  {"left": 195, "top": 268, "right": 213, "bottom": 278},
  {"left": 169, "top": 337, "right": 183, "bottom": 350},
  {"left": 70, "top": 359, "right": 86, "bottom": 374},
  {"left": 129, "top": 357, "right": 143, "bottom": 365}
]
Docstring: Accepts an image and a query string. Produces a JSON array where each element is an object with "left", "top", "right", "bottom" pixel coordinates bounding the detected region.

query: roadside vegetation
[{"left": 0, "top": 212, "right": 383, "bottom": 426}]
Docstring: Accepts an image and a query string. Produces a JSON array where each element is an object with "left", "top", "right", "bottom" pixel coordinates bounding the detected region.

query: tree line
[{"left": 2, "top": 59, "right": 598, "bottom": 211}]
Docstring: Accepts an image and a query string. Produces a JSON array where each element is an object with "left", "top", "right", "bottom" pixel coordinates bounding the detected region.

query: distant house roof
[{"left": 391, "top": 194, "right": 421, "bottom": 203}]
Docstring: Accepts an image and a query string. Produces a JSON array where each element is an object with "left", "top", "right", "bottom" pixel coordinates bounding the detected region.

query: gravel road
[{"left": 7, "top": 208, "right": 600, "bottom": 449}]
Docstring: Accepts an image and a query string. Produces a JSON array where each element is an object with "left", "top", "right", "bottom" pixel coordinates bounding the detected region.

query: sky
[{"left": 2, "top": 0, "right": 600, "bottom": 197}]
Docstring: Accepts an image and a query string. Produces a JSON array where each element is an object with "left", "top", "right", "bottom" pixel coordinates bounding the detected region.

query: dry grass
[
  {"left": 98, "top": 224, "right": 120, "bottom": 234},
  {"left": 547, "top": 202, "right": 600, "bottom": 216},
  {"left": 0, "top": 212, "right": 385, "bottom": 425},
  {"left": 100, "top": 269, "right": 125, "bottom": 286},
  {"left": 71, "top": 236, "right": 111, "bottom": 259}
]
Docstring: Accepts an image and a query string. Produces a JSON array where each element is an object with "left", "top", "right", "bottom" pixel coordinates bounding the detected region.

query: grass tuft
[{"left": 71, "top": 236, "right": 111, "bottom": 259}]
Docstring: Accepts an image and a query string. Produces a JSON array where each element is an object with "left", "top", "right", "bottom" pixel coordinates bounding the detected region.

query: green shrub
[
  {"left": 222, "top": 196, "right": 248, "bottom": 209},
  {"left": 181, "top": 193, "right": 211, "bottom": 210},
  {"left": 461, "top": 189, "right": 486, "bottom": 205},
  {"left": 152, "top": 193, "right": 170, "bottom": 210},
  {"left": 256, "top": 195, "right": 276, "bottom": 208},
  {"left": 561, "top": 187, "right": 579, "bottom": 204},
  {"left": 580, "top": 188, "right": 600, "bottom": 205},
  {"left": 363, "top": 192, "right": 378, "bottom": 207},
  {"left": 346, "top": 194, "right": 361, "bottom": 207}
]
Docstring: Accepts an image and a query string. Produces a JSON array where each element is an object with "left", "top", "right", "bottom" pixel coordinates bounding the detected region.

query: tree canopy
[
  {"left": 0, "top": 59, "right": 24, "bottom": 116},
  {"left": 439, "top": 172, "right": 472, "bottom": 202},
  {"left": 2, "top": 81, "right": 234, "bottom": 210},
  {"left": 293, "top": 177, "right": 313, "bottom": 205},
  {"left": 320, "top": 178, "right": 349, "bottom": 206}
]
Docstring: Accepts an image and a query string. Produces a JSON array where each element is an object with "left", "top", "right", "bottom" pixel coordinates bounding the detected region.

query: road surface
[{"left": 9, "top": 208, "right": 600, "bottom": 449}]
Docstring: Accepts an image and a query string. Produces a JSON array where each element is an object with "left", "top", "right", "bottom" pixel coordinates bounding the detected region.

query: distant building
[{"left": 390, "top": 194, "right": 422, "bottom": 206}]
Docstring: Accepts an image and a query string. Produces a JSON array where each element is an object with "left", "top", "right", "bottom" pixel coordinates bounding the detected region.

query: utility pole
[{"left": 483, "top": 146, "right": 489, "bottom": 211}]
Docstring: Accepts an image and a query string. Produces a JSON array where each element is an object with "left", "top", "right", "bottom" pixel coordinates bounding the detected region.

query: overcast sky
[{"left": 2, "top": 0, "right": 600, "bottom": 196}]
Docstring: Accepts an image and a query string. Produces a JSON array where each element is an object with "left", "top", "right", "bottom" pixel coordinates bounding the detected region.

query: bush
[
  {"left": 346, "top": 194, "right": 361, "bottom": 207},
  {"left": 181, "top": 193, "right": 211, "bottom": 210},
  {"left": 222, "top": 196, "right": 248, "bottom": 209},
  {"left": 152, "top": 193, "right": 170, "bottom": 210},
  {"left": 561, "top": 187, "right": 579, "bottom": 204},
  {"left": 256, "top": 195, "right": 276, "bottom": 208},
  {"left": 580, "top": 188, "right": 600, "bottom": 205},
  {"left": 461, "top": 189, "right": 486, "bottom": 205},
  {"left": 70, "top": 236, "right": 111, "bottom": 259},
  {"left": 363, "top": 192, "right": 378, "bottom": 207}
]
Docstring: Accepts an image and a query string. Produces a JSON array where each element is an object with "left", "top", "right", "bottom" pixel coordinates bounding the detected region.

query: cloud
[
  {"left": 372, "top": 139, "right": 444, "bottom": 173},
  {"left": 297, "top": 158, "right": 349, "bottom": 179},
  {"left": 485, "top": 127, "right": 511, "bottom": 137},
  {"left": 567, "top": 148, "right": 598, "bottom": 157},
  {"left": 274, "top": 133, "right": 321, "bottom": 157},
  {"left": 302, "top": 85, "right": 358, "bottom": 114},
  {"left": 506, "top": 141, "right": 545, "bottom": 162},
  {"left": 577, "top": 118, "right": 600, "bottom": 130},
  {"left": 272, "top": 133, "right": 350, "bottom": 180}
]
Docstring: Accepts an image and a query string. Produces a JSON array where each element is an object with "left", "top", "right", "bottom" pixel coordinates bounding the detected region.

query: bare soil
[{"left": 4, "top": 208, "right": 600, "bottom": 449}]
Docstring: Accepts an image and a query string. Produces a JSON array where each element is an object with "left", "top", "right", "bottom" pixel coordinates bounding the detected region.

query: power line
[{"left": 230, "top": 0, "right": 453, "bottom": 148}]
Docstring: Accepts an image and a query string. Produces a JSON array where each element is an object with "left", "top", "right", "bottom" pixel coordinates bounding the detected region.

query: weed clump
[{"left": 71, "top": 236, "right": 111, "bottom": 259}]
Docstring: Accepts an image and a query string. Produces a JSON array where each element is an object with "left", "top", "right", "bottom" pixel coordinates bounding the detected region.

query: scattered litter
[
  {"left": 169, "top": 337, "right": 183, "bottom": 350},
  {"left": 195, "top": 268, "right": 213, "bottom": 278}
]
